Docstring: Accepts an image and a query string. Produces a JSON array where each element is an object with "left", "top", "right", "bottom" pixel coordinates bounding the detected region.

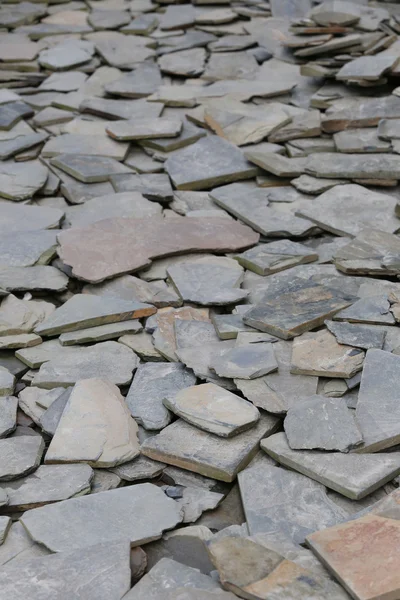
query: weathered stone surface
[
  {"left": 0, "top": 161, "right": 48, "bottom": 201},
  {"left": 21, "top": 484, "right": 183, "bottom": 552},
  {"left": 0, "top": 490, "right": 7, "bottom": 510},
  {"left": 306, "top": 152, "right": 400, "bottom": 180},
  {"left": 290, "top": 330, "right": 365, "bottom": 378},
  {"left": 171, "top": 486, "right": 224, "bottom": 524},
  {"left": 45, "top": 379, "right": 140, "bottom": 468},
  {"left": 0, "top": 521, "right": 50, "bottom": 566},
  {"left": 95, "top": 35, "right": 155, "bottom": 68},
  {"left": 0, "top": 464, "right": 93, "bottom": 511},
  {"left": 0, "top": 368, "right": 15, "bottom": 397},
  {"left": 262, "top": 432, "right": 400, "bottom": 500},
  {"left": 91, "top": 470, "right": 121, "bottom": 494},
  {"left": 0, "top": 230, "right": 58, "bottom": 268},
  {"left": 325, "top": 321, "right": 386, "bottom": 350},
  {"left": 334, "top": 294, "right": 395, "bottom": 325},
  {"left": 210, "top": 343, "right": 278, "bottom": 380},
  {"left": 0, "top": 516, "right": 10, "bottom": 545},
  {"left": 119, "top": 331, "right": 163, "bottom": 361},
  {"left": 235, "top": 241, "right": 318, "bottom": 276},
  {"left": 58, "top": 216, "right": 259, "bottom": 283},
  {"left": 238, "top": 461, "right": 347, "bottom": 545},
  {"left": 0, "top": 203, "right": 62, "bottom": 234},
  {"left": 334, "top": 228, "right": 400, "bottom": 276},
  {"left": 284, "top": 395, "right": 362, "bottom": 452},
  {"left": 83, "top": 274, "right": 180, "bottom": 308},
  {"left": 0, "top": 266, "right": 68, "bottom": 293},
  {"left": 50, "top": 154, "right": 131, "bottom": 183},
  {"left": 0, "top": 295, "right": 54, "bottom": 337},
  {"left": 104, "top": 63, "right": 162, "bottom": 98},
  {"left": 141, "top": 415, "right": 280, "bottom": 482},
  {"left": 159, "top": 48, "right": 206, "bottom": 77},
  {"left": 0, "top": 540, "right": 131, "bottom": 600},
  {"left": 0, "top": 396, "right": 17, "bottom": 438},
  {"left": 153, "top": 305, "right": 210, "bottom": 361},
  {"left": 80, "top": 97, "right": 163, "bottom": 120},
  {"left": 106, "top": 118, "right": 182, "bottom": 141},
  {"left": 59, "top": 321, "right": 142, "bottom": 346},
  {"left": 0, "top": 435, "right": 44, "bottom": 481},
  {"left": 39, "top": 388, "right": 72, "bottom": 437},
  {"left": 164, "top": 383, "right": 260, "bottom": 437},
  {"left": 334, "top": 128, "right": 391, "bottom": 154},
  {"left": 42, "top": 133, "right": 129, "bottom": 161},
  {"left": 111, "top": 455, "right": 165, "bottom": 482},
  {"left": 211, "top": 313, "right": 254, "bottom": 339}
]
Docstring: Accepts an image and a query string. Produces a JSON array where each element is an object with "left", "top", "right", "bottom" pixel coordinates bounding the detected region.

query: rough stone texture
[
  {"left": 0, "top": 436, "right": 44, "bottom": 481},
  {"left": 210, "top": 343, "right": 278, "bottom": 379},
  {"left": 0, "top": 396, "right": 17, "bottom": 438},
  {"left": 325, "top": 321, "right": 386, "bottom": 350},
  {"left": 0, "top": 516, "right": 11, "bottom": 545},
  {"left": 235, "top": 241, "right": 318, "bottom": 275}
]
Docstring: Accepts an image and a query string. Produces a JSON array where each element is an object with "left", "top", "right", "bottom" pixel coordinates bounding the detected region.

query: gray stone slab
[
  {"left": 333, "top": 294, "right": 395, "bottom": 325},
  {"left": 80, "top": 97, "right": 163, "bottom": 120},
  {"left": 0, "top": 203, "right": 63, "bottom": 234},
  {"left": 235, "top": 241, "right": 318, "bottom": 276},
  {"left": 111, "top": 455, "right": 165, "bottom": 482},
  {"left": 140, "top": 118, "right": 206, "bottom": 153},
  {"left": 322, "top": 95, "right": 400, "bottom": 133},
  {"left": 203, "top": 51, "right": 259, "bottom": 82},
  {"left": 158, "top": 48, "right": 206, "bottom": 77},
  {"left": 244, "top": 151, "right": 306, "bottom": 178},
  {"left": 0, "top": 132, "right": 48, "bottom": 161},
  {"left": 262, "top": 432, "right": 400, "bottom": 500},
  {"left": 104, "top": 62, "right": 162, "bottom": 98},
  {"left": 284, "top": 395, "right": 363, "bottom": 452},
  {"left": 110, "top": 172, "right": 173, "bottom": 203},
  {"left": 21, "top": 483, "right": 183, "bottom": 552},
  {"left": 172, "top": 486, "right": 224, "bottom": 523},
  {"left": 334, "top": 128, "right": 391, "bottom": 154},
  {"left": 95, "top": 35, "right": 155, "bottom": 68},
  {"left": 0, "top": 396, "right": 17, "bottom": 438},
  {"left": 0, "top": 266, "right": 67, "bottom": 293},
  {"left": 83, "top": 274, "right": 179, "bottom": 308},
  {"left": 0, "top": 102, "right": 33, "bottom": 132},
  {"left": 210, "top": 343, "right": 278, "bottom": 380},
  {"left": 141, "top": 414, "right": 280, "bottom": 482},
  {"left": 106, "top": 118, "right": 182, "bottom": 141},
  {"left": 337, "top": 55, "right": 398, "bottom": 82},
  {"left": 238, "top": 461, "right": 347, "bottom": 545},
  {"left": 0, "top": 230, "right": 59, "bottom": 268},
  {"left": 325, "top": 321, "right": 386, "bottom": 350},
  {"left": 0, "top": 161, "right": 48, "bottom": 201},
  {"left": 0, "top": 516, "right": 10, "bottom": 545},
  {"left": 126, "top": 362, "right": 196, "bottom": 430},
  {"left": 0, "top": 464, "right": 93, "bottom": 511},
  {"left": 91, "top": 469, "right": 121, "bottom": 494},
  {"left": 0, "top": 367, "right": 15, "bottom": 397},
  {"left": 176, "top": 337, "right": 237, "bottom": 389},
  {"left": 42, "top": 133, "right": 129, "bottom": 161},
  {"left": 0, "top": 435, "right": 44, "bottom": 481},
  {"left": 88, "top": 9, "right": 131, "bottom": 30},
  {"left": 50, "top": 154, "right": 131, "bottom": 183},
  {"left": 39, "top": 387, "right": 72, "bottom": 437},
  {"left": 0, "top": 521, "right": 50, "bottom": 567},
  {"left": 38, "top": 40, "right": 94, "bottom": 71},
  {"left": 16, "top": 341, "right": 81, "bottom": 369},
  {"left": 306, "top": 152, "right": 400, "bottom": 180},
  {"left": 334, "top": 228, "right": 400, "bottom": 276},
  {"left": 59, "top": 321, "right": 142, "bottom": 346}
]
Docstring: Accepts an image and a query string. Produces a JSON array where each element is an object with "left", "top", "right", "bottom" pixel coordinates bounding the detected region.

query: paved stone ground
[{"left": 1, "top": 0, "right": 400, "bottom": 599}]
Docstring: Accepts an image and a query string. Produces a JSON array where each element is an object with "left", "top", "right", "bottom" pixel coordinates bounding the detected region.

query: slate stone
[
  {"left": 105, "top": 62, "right": 162, "bottom": 98},
  {"left": 262, "top": 432, "right": 400, "bottom": 500},
  {"left": 235, "top": 241, "right": 318, "bottom": 275},
  {"left": 32, "top": 342, "right": 138, "bottom": 389},
  {"left": 39, "top": 71, "right": 88, "bottom": 93},
  {"left": 50, "top": 154, "right": 131, "bottom": 184},
  {"left": 0, "top": 396, "right": 17, "bottom": 437},
  {"left": 238, "top": 462, "right": 347, "bottom": 545},
  {"left": 0, "top": 516, "right": 10, "bottom": 545},
  {"left": 38, "top": 40, "right": 94, "bottom": 71},
  {"left": 88, "top": 9, "right": 131, "bottom": 30},
  {"left": 203, "top": 51, "right": 259, "bottom": 81},
  {"left": 0, "top": 436, "right": 44, "bottom": 481},
  {"left": 0, "top": 294, "right": 54, "bottom": 337},
  {"left": 0, "top": 132, "right": 48, "bottom": 161},
  {"left": 0, "top": 540, "right": 131, "bottom": 600},
  {"left": 58, "top": 216, "right": 259, "bottom": 283},
  {"left": 158, "top": 48, "right": 206, "bottom": 77},
  {"left": 140, "top": 118, "right": 206, "bottom": 153},
  {"left": 325, "top": 321, "right": 386, "bottom": 350},
  {"left": 95, "top": 35, "right": 155, "bottom": 68},
  {"left": 334, "top": 128, "right": 391, "bottom": 154},
  {"left": 0, "top": 203, "right": 62, "bottom": 235},
  {"left": 0, "top": 161, "right": 48, "bottom": 201},
  {"left": 126, "top": 362, "right": 196, "bottom": 430},
  {"left": 119, "top": 331, "right": 163, "bottom": 361},
  {"left": 152, "top": 305, "right": 210, "bottom": 361},
  {"left": 165, "top": 136, "right": 258, "bottom": 190},
  {"left": 164, "top": 383, "right": 260, "bottom": 437},
  {"left": 106, "top": 118, "right": 182, "bottom": 141},
  {"left": 0, "top": 464, "right": 93, "bottom": 511},
  {"left": 111, "top": 455, "right": 165, "bottom": 482},
  {"left": 39, "top": 388, "right": 72, "bottom": 437},
  {"left": 42, "top": 133, "right": 128, "bottom": 161},
  {"left": 210, "top": 343, "right": 278, "bottom": 380},
  {"left": 334, "top": 228, "right": 400, "bottom": 276},
  {"left": 36, "top": 294, "right": 154, "bottom": 337},
  {"left": 306, "top": 152, "right": 400, "bottom": 180},
  {"left": 0, "top": 368, "right": 15, "bottom": 397},
  {"left": 141, "top": 414, "right": 280, "bottom": 482},
  {"left": 122, "top": 14, "right": 158, "bottom": 35},
  {"left": 290, "top": 329, "right": 365, "bottom": 378},
  {"left": 21, "top": 484, "right": 183, "bottom": 552},
  {"left": 284, "top": 395, "right": 363, "bottom": 452},
  {"left": 157, "top": 31, "right": 217, "bottom": 55},
  {"left": 0, "top": 102, "right": 34, "bottom": 132},
  {"left": 91, "top": 470, "right": 121, "bottom": 494},
  {"left": 110, "top": 172, "right": 174, "bottom": 203},
  {"left": 244, "top": 151, "right": 306, "bottom": 178},
  {"left": 0, "top": 230, "right": 58, "bottom": 268},
  {"left": 334, "top": 294, "right": 395, "bottom": 325},
  {"left": 0, "top": 521, "right": 50, "bottom": 567},
  {"left": 16, "top": 341, "right": 82, "bottom": 369},
  {"left": 59, "top": 321, "right": 142, "bottom": 346},
  {"left": 80, "top": 97, "right": 163, "bottom": 120},
  {"left": 211, "top": 313, "right": 254, "bottom": 339},
  {"left": 0, "top": 490, "right": 7, "bottom": 510},
  {"left": 243, "top": 277, "right": 355, "bottom": 340}
]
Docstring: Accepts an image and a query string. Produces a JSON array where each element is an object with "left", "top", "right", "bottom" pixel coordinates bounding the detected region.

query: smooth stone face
[
  {"left": 0, "top": 521, "right": 50, "bottom": 567},
  {"left": 152, "top": 305, "right": 210, "bottom": 362},
  {"left": 50, "top": 154, "right": 131, "bottom": 183},
  {"left": 165, "top": 136, "right": 258, "bottom": 191},
  {"left": 95, "top": 36, "right": 155, "bottom": 68},
  {"left": 91, "top": 470, "right": 121, "bottom": 494},
  {"left": 32, "top": 341, "right": 138, "bottom": 389},
  {"left": 42, "top": 133, "right": 128, "bottom": 161},
  {"left": 0, "top": 161, "right": 48, "bottom": 201},
  {"left": 59, "top": 321, "right": 142, "bottom": 346},
  {"left": 306, "top": 152, "right": 400, "bottom": 180},
  {"left": 16, "top": 340, "right": 82, "bottom": 369},
  {"left": 0, "top": 540, "right": 131, "bottom": 600},
  {"left": 21, "top": 484, "right": 183, "bottom": 552},
  {"left": 296, "top": 185, "right": 400, "bottom": 237},
  {"left": 164, "top": 383, "right": 260, "bottom": 437},
  {"left": 0, "top": 203, "right": 63, "bottom": 234},
  {"left": 119, "top": 331, "right": 163, "bottom": 361},
  {"left": 284, "top": 395, "right": 363, "bottom": 452},
  {"left": 110, "top": 173, "right": 173, "bottom": 203},
  {"left": 0, "top": 490, "right": 7, "bottom": 510},
  {"left": 0, "top": 436, "right": 44, "bottom": 481},
  {"left": 333, "top": 128, "right": 391, "bottom": 154},
  {"left": 0, "top": 132, "right": 49, "bottom": 161},
  {"left": 0, "top": 396, "right": 17, "bottom": 437},
  {"left": 106, "top": 118, "right": 182, "bottom": 141},
  {"left": 235, "top": 241, "right": 318, "bottom": 275},
  {"left": 45, "top": 379, "right": 140, "bottom": 468},
  {"left": 321, "top": 95, "right": 400, "bottom": 133},
  {"left": 306, "top": 514, "right": 400, "bottom": 600},
  {"left": 58, "top": 217, "right": 259, "bottom": 283},
  {"left": 325, "top": 321, "right": 386, "bottom": 350},
  {"left": 0, "top": 516, "right": 10, "bottom": 545},
  {"left": 0, "top": 464, "right": 93, "bottom": 511},
  {"left": 35, "top": 294, "right": 155, "bottom": 337},
  {"left": 290, "top": 330, "right": 365, "bottom": 378},
  {"left": 0, "top": 295, "right": 54, "bottom": 336},
  {"left": 141, "top": 415, "right": 280, "bottom": 482},
  {"left": 355, "top": 349, "right": 400, "bottom": 453},
  {"left": 173, "top": 486, "right": 224, "bottom": 524},
  {"left": 39, "top": 388, "right": 72, "bottom": 437},
  {"left": 262, "top": 432, "right": 400, "bottom": 500},
  {"left": 210, "top": 343, "right": 278, "bottom": 380},
  {"left": 211, "top": 313, "right": 254, "bottom": 339},
  {"left": 111, "top": 455, "right": 165, "bottom": 482},
  {"left": 244, "top": 151, "right": 306, "bottom": 178},
  {"left": 104, "top": 63, "right": 162, "bottom": 98},
  {"left": 238, "top": 462, "right": 347, "bottom": 545},
  {"left": 158, "top": 48, "right": 206, "bottom": 77},
  {"left": 80, "top": 97, "right": 163, "bottom": 120},
  {"left": 126, "top": 362, "right": 196, "bottom": 430},
  {"left": 203, "top": 51, "right": 259, "bottom": 81},
  {"left": 243, "top": 277, "right": 356, "bottom": 340},
  {"left": 0, "top": 266, "right": 68, "bottom": 293}
]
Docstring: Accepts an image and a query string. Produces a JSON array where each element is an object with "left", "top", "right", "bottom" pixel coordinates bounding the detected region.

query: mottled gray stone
[
  {"left": 38, "top": 40, "right": 94, "bottom": 71},
  {"left": 16, "top": 340, "right": 81, "bottom": 369},
  {"left": 42, "top": 133, "right": 128, "bottom": 161},
  {"left": 91, "top": 469, "right": 121, "bottom": 494},
  {"left": 0, "top": 266, "right": 68, "bottom": 293},
  {"left": 235, "top": 241, "right": 318, "bottom": 276},
  {"left": 32, "top": 341, "right": 138, "bottom": 389},
  {"left": 284, "top": 395, "right": 362, "bottom": 452},
  {"left": 104, "top": 62, "right": 162, "bottom": 98},
  {"left": 0, "top": 132, "right": 48, "bottom": 161},
  {"left": 0, "top": 161, "right": 48, "bottom": 201},
  {"left": 119, "top": 331, "right": 163, "bottom": 361},
  {"left": 110, "top": 172, "right": 173, "bottom": 203},
  {"left": 111, "top": 455, "right": 165, "bottom": 482},
  {"left": 50, "top": 154, "right": 131, "bottom": 183},
  {"left": 126, "top": 362, "right": 196, "bottom": 430},
  {"left": 0, "top": 230, "right": 58, "bottom": 268},
  {"left": 158, "top": 48, "right": 206, "bottom": 77},
  {"left": 334, "top": 128, "right": 391, "bottom": 154},
  {"left": 80, "top": 97, "right": 163, "bottom": 120},
  {"left": 88, "top": 9, "right": 131, "bottom": 30},
  {"left": 59, "top": 321, "right": 142, "bottom": 346},
  {"left": 141, "top": 118, "right": 206, "bottom": 153},
  {"left": 238, "top": 461, "right": 347, "bottom": 545},
  {"left": 35, "top": 294, "right": 155, "bottom": 337},
  {"left": 0, "top": 396, "right": 17, "bottom": 438},
  {"left": 244, "top": 151, "right": 306, "bottom": 178},
  {"left": 0, "top": 435, "right": 44, "bottom": 481},
  {"left": 95, "top": 35, "right": 155, "bottom": 68},
  {"left": 0, "top": 102, "right": 33, "bottom": 132},
  {"left": 211, "top": 313, "right": 254, "bottom": 339},
  {"left": 83, "top": 274, "right": 180, "bottom": 308},
  {"left": 203, "top": 51, "right": 259, "bottom": 82},
  {"left": 21, "top": 484, "right": 183, "bottom": 552},
  {"left": 165, "top": 136, "right": 258, "bottom": 190},
  {"left": 306, "top": 152, "right": 400, "bottom": 180},
  {"left": 0, "top": 203, "right": 62, "bottom": 234},
  {"left": 0, "top": 490, "right": 7, "bottom": 510},
  {"left": 333, "top": 294, "right": 395, "bottom": 325},
  {"left": 210, "top": 343, "right": 278, "bottom": 380},
  {"left": 173, "top": 486, "right": 224, "bottom": 523},
  {"left": 262, "top": 432, "right": 400, "bottom": 500},
  {"left": 0, "top": 295, "right": 54, "bottom": 337},
  {"left": 0, "top": 368, "right": 15, "bottom": 397},
  {"left": 0, "top": 516, "right": 10, "bottom": 545},
  {"left": 106, "top": 118, "right": 182, "bottom": 141},
  {"left": 0, "top": 464, "right": 93, "bottom": 511},
  {"left": 0, "top": 541, "right": 131, "bottom": 600},
  {"left": 177, "top": 337, "right": 236, "bottom": 389},
  {"left": 325, "top": 321, "right": 386, "bottom": 350},
  {"left": 141, "top": 415, "right": 280, "bottom": 482},
  {"left": 334, "top": 228, "right": 400, "bottom": 276}
]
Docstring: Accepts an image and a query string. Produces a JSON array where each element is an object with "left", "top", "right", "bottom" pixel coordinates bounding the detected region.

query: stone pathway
[{"left": 1, "top": 0, "right": 400, "bottom": 598}]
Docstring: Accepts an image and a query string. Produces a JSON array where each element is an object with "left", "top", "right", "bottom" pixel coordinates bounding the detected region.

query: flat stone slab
[
  {"left": 59, "top": 321, "right": 142, "bottom": 346},
  {"left": 284, "top": 395, "right": 363, "bottom": 452},
  {"left": 334, "top": 228, "right": 400, "bottom": 276},
  {"left": 141, "top": 414, "right": 280, "bottom": 482},
  {"left": 111, "top": 455, "right": 165, "bottom": 482},
  {"left": 0, "top": 464, "right": 93, "bottom": 511},
  {"left": 158, "top": 48, "right": 206, "bottom": 77},
  {"left": 0, "top": 266, "right": 68, "bottom": 293},
  {"left": 0, "top": 540, "right": 131, "bottom": 600},
  {"left": 0, "top": 161, "right": 48, "bottom": 201},
  {"left": 164, "top": 383, "right": 260, "bottom": 437},
  {"left": 235, "top": 241, "right": 318, "bottom": 275},
  {"left": 0, "top": 396, "right": 17, "bottom": 438},
  {"left": 0, "top": 230, "right": 59, "bottom": 268},
  {"left": 126, "top": 362, "right": 196, "bottom": 430},
  {"left": 80, "top": 97, "right": 163, "bottom": 120},
  {"left": 238, "top": 461, "right": 347, "bottom": 545},
  {"left": 306, "top": 152, "right": 400, "bottom": 180},
  {"left": 45, "top": 379, "right": 140, "bottom": 468},
  {"left": 20, "top": 484, "right": 183, "bottom": 552},
  {"left": 0, "top": 203, "right": 63, "bottom": 234},
  {"left": 165, "top": 136, "right": 258, "bottom": 190},
  {"left": 32, "top": 341, "right": 138, "bottom": 389},
  {"left": 333, "top": 294, "right": 395, "bottom": 325},
  {"left": 35, "top": 294, "right": 155, "bottom": 336},
  {"left": 106, "top": 118, "right": 182, "bottom": 141},
  {"left": 209, "top": 343, "right": 278, "bottom": 379},
  {"left": 322, "top": 95, "right": 400, "bottom": 133},
  {"left": 325, "top": 321, "right": 386, "bottom": 350},
  {"left": 262, "top": 432, "right": 400, "bottom": 500},
  {"left": 104, "top": 62, "right": 162, "bottom": 98},
  {"left": 0, "top": 436, "right": 44, "bottom": 481},
  {"left": 42, "top": 133, "right": 128, "bottom": 162},
  {"left": 0, "top": 516, "right": 10, "bottom": 544},
  {"left": 290, "top": 329, "right": 365, "bottom": 378},
  {"left": 58, "top": 216, "right": 259, "bottom": 283},
  {"left": 50, "top": 154, "right": 131, "bottom": 183}
]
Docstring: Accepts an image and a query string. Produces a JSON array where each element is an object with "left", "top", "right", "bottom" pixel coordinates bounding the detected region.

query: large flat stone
[
  {"left": 234, "top": 241, "right": 318, "bottom": 275},
  {"left": 0, "top": 203, "right": 63, "bottom": 234},
  {"left": 0, "top": 435, "right": 44, "bottom": 481},
  {"left": 0, "top": 266, "right": 68, "bottom": 293},
  {"left": 106, "top": 118, "right": 182, "bottom": 141},
  {"left": 325, "top": 321, "right": 386, "bottom": 350},
  {"left": 0, "top": 161, "right": 48, "bottom": 201},
  {"left": 0, "top": 396, "right": 17, "bottom": 438},
  {"left": 210, "top": 343, "right": 278, "bottom": 379}
]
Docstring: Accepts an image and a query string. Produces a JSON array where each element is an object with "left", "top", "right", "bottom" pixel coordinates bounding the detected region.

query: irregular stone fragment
[
  {"left": 141, "top": 415, "right": 280, "bottom": 482},
  {"left": 0, "top": 230, "right": 58, "bottom": 268},
  {"left": 0, "top": 464, "right": 93, "bottom": 511},
  {"left": 0, "top": 436, "right": 44, "bottom": 481},
  {"left": 110, "top": 172, "right": 173, "bottom": 203},
  {"left": 119, "top": 331, "right": 163, "bottom": 361},
  {"left": 105, "top": 63, "right": 162, "bottom": 98},
  {"left": 126, "top": 362, "right": 196, "bottom": 430},
  {"left": 106, "top": 118, "right": 182, "bottom": 141},
  {"left": 0, "top": 368, "right": 15, "bottom": 397},
  {"left": 173, "top": 486, "right": 224, "bottom": 523},
  {"left": 238, "top": 462, "right": 347, "bottom": 544},
  {"left": 0, "top": 161, "right": 48, "bottom": 201},
  {"left": 0, "top": 396, "right": 17, "bottom": 438},
  {"left": 262, "top": 432, "right": 400, "bottom": 500},
  {"left": 337, "top": 55, "right": 399, "bottom": 82},
  {"left": 334, "top": 294, "right": 395, "bottom": 325},
  {"left": 291, "top": 330, "right": 364, "bottom": 378},
  {"left": 322, "top": 95, "right": 400, "bottom": 133},
  {"left": 269, "top": 110, "right": 321, "bottom": 143},
  {"left": 80, "top": 97, "right": 163, "bottom": 120},
  {"left": 0, "top": 203, "right": 62, "bottom": 234},
  {"left": 306, "top": 153, "right": 400, "bottom": 180},
  {"left": 0, "top": 516, "right": 10, "bottom": 545},
  {"left": 210, "top": 343, "right": 278, "bottom": 380},
  {"left": 334, "top": 128, "right": 391, "bottom": 154},
  {"left": 59, "top": 321, "right": 142, "bottom": 346},
  {"left": 0, "top": 102, "right": 33, "bottom": 132},
  {"left": 211, "top": 313, "right": 253, "bottom": 339},
  {"left": 111, "top": 455, "right": 165, "bottom": 482},
  {"left": 21, "top": 484, "right": 183, "bottom": 552},
  {"left": 39, "top": 388, "right": 72, "bottom": 437},
  {"left": 245, "top": 151, "right": 306, "bottom": 178},
  {"left": 91, "top": 470, "right": 121, "bottom": 494},
  {"left": 38, "top": 40, "right": 94, "bottom": 71},
  {"left": 45, "top": 379, "right": 140, "bottom": 468},
  {"left": 0, "top": 521, "right": 50, "bottom": 566},
  {"left": 325, "top": 321, "right": 386, "bottom": 350},
  {"left": 88, "top": 9, "right": 131, "bottom": 30},
  {"left": 158, "top": 48, "right": 206, "bottom": 77},
  {"left": 284, "top": 395, "right": 362, "bottom": 452},
  {"left": 334, "top": 228, "right": 400, "bottom": 276},
  {"left": 42, "top": 133, "right": 128, "bottom": 161},
  {"left": 0, "top": 540, "right": 131, "bottom": 600},
  {"left": 203, "top": 52, "right": 259, "bottom": 82},
  {"left": 50, "top": 154, "right": 131, "bottom": 184},
  {"left": 95, "top": 35, "right": 155, "bottom": 68},
  {"left": 0, "top": 132, "right": 48, "bottom": 161},
  {"left": 235, "top": 241, "right": 318, "bottom": 275},
  {"left": 16, "top": 340, "right": 81, "bottom": 369},
  {"left": 0, "top": 295, "right": 54, "bottom": 336},
  {"left": 58, "top": 217, "right": 259, "bottom": 283},
  {"left": 18, "top": 387, "right": 51, "bottom": 425},
  {"left": 0, "top": 266, "right": 68, "bottom": 293}
]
